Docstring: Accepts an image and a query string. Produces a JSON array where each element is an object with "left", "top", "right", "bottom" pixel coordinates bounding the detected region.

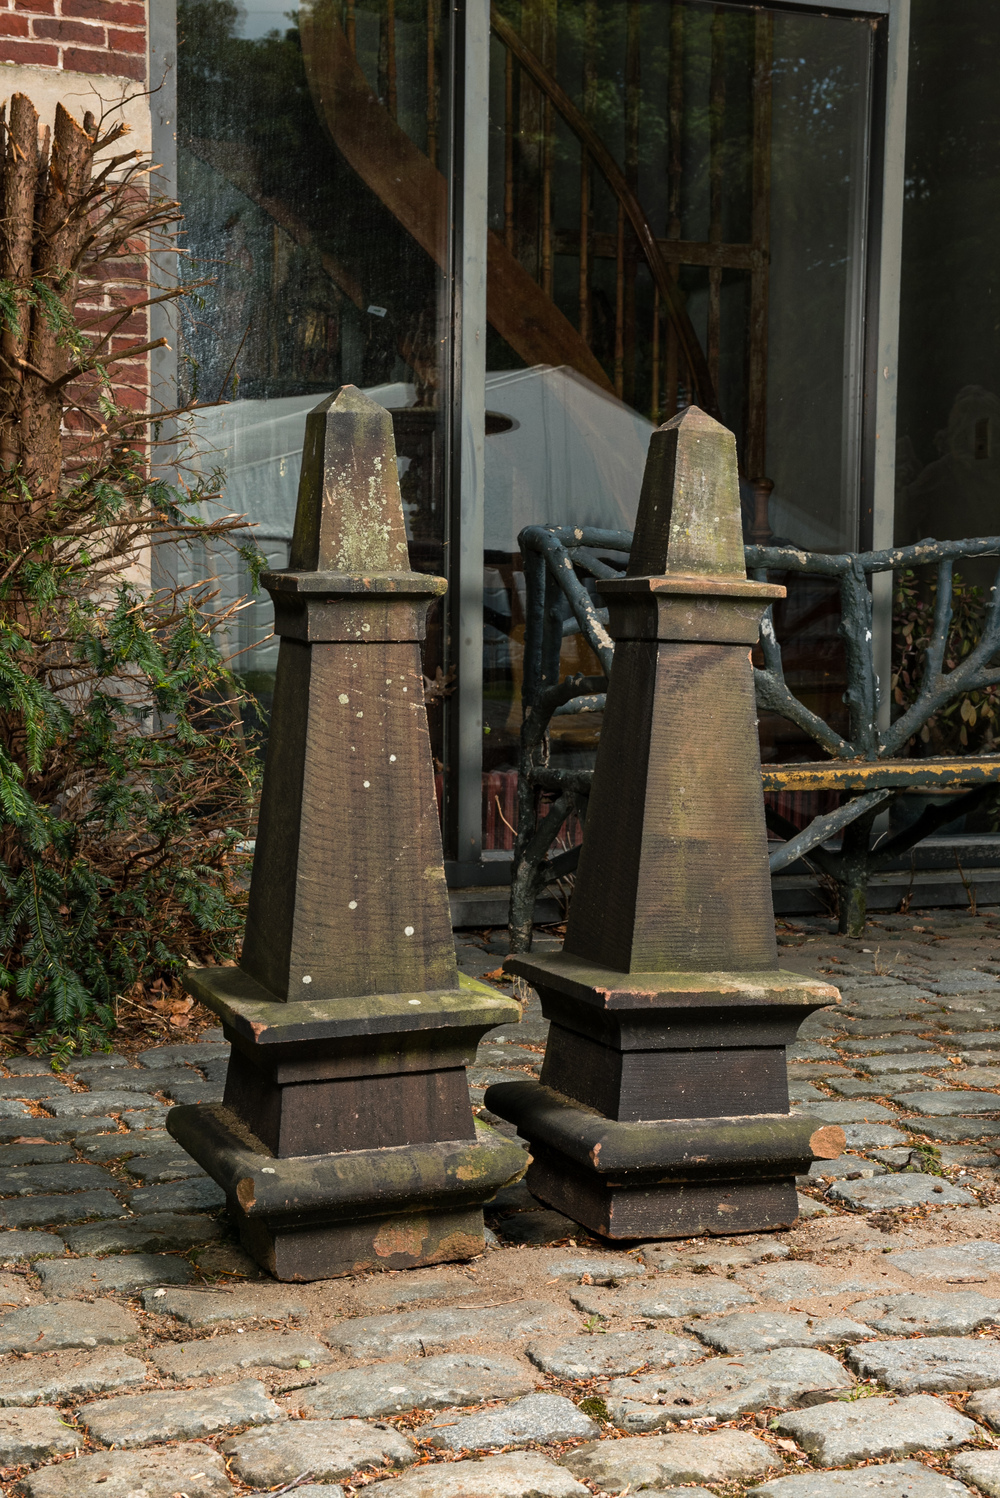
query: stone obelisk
[
  {"left": 486, "top": 407, "right": 842, "bottom": 1238},
  {"left": 170, "top": 387, "right": 524, "bottom": 1279}
]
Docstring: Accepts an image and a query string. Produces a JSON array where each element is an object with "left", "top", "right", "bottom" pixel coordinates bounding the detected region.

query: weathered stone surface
[
  {"left": 63, "top": 1212, "right": 223, "bottom": 1254},
  {"left": 804, "top": 1155, "right": 887, "bottom": 1179},
  {"left": 739, "top": 1263, "right": 890, "bottom": 1301},
  {"left": 329, "top": 1301, "right": 576, "bottom": 1358},
  {"left": 828, "top": 1175, "right": 974, "bottom": 1208},
  {"left": 423, "top": 1392, "right": 599, "bottom": 1450},
  {"left": 843, "top": 1124, "right": 911, "bottom": 1147},
  {"left": 0, "top": 1300, "right": 138, "bottom": 1352},
  {"left": 0, "top": 1351, "right": 146, "bottom": 1406},
  {"left": 0, "top": 1100, "right": 32, "bottom": 1118},
  {"left": 138, "top": 1042, "right": 228, "bottom": 1068},
  {"left": 78, "top": 1377, "right": 282, "bottom": 1447},
  {"left": 775, "top": 1393, "right": 977, "bottom": 1465},
  {"left": 355, "top": 1273, "right": 482, "bottom": 1310},
  {"left": 801, "top": 1102, "right": 898, "bottom": 1124},
  {"left": 927, "top": 971, "right": 1000, "bottom": 993},
  {"left": 0, "top": 1116, "right": 113, "bottom": 1143},
  {"left": 156, "top": 1331, "right": 330, "bottom": 1378},
  {"left": 0, "top": 1230, "right": 63, "bottom": 1262},
  {"left": 859, "top": 1053, "right": 948, "bottom": 1074},
  {"left": 753, "top": 1462, "right": 973, "bottom": 1498},
  {"left": 848, "top": 1336, "right": 1000, "bottom": 1391},
  {"left": 121, "top": 1108, "right": 170, "bottom": 1130},
  {"left": 67, "top": 1054, "right": 131, "bottom": 1075},
  {"left": 605, "top": 1347, "right": 851, "bottom": 1429},
  {"left": 538, "top": 1253, "right": 646, "bottom": 1283},
  {"left": 888, "top": 1241, "right": 1000, "bottom": 1279},
  {"left": 797, "top": 1194, "right": 835, "bottom": 1219},
  {"left": 36, "top": 1252, "right": 191, "bottom": 1297},
  {"left": 0, "top": 1143, "right": 74, "bottom": 1166},
  {"left": 364, "top": 1452, "right": 590, "bottom": 1497},
  {"left": 0, "top": 1079, "right": 69, "bottom": 1100},
  {"left": 641, "top": 1242, "right": 790, "bottom": 1273},
  {"left": 560, "top": 1430, "right": 779, "bottom": 1492},
  {"left": 12, "top": 1442, "right": 233, "bottom": 1496},
  {"left": 827, "top": 1077, "right": 931, "bottom": 1098},
  {"left": 46, "top": 1090, "right": 160, "bottom": 1116},
  {"left": 570, "top": 1282, "right": 756, "bottom": 1320},
  {"left": 0, "top": 1189, "right": 124, "bottom": 1229},
  {"left": 911, "top": 1118, "right": 1000, "bottom": 1142},
  {"left": 841, "top": 1036, "right": 946, "bottom": 1054},
  {"left": 847, "top": 1291, "right": 1000, "bottom": 1335},
  {"left": 0, "top": 1406, "right": 78, "bottom": 1464},
  {"left": 690, "top": 1311, "right": 873, "bottom": 1354},
  {"left": 951, "top": 1453, "right": 1000, "bottom": 1498},
  {"left": 127, "top": 1177, "right": 226, "bottom": 1213},
  {"left": 223, "top": 1419, "right": 416, "bottom": 1486},
  {"left": 965, "top": 1389, "right": 1000, "bottom": 1430},
  {"left": 900, "top": 1091, "right": 1000, "bottom": 1115},
  {"left": 142, "top": 1287, "right": 308, "bottom": 1327},
  {"left": 122, "top": 1150, "right": 207, "bottom": 1182},
  {"left": 80, "top": 1130, "right": 171, "bottom": 1163},
  {"left": 290, "top": 1353, "right": 534, "bottom": 1417},
  {"left": 528, "top": 1331, "right": 704, "bottom": 1379}
]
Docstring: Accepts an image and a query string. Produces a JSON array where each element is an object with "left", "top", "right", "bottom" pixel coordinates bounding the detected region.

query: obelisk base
[
  {"left": 168, "top": 1104, "right": 527, "bottom": 1281},
  {"left": 484, "top": 1080, "right": 844, "bottom": 1241}
]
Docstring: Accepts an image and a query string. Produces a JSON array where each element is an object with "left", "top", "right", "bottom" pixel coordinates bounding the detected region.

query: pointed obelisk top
[
  {"left": 627, "top": 405, "right": 746, "bottom": 581},
  {"left": 289, "top": 386, "right": 411, "bottom": 574}
]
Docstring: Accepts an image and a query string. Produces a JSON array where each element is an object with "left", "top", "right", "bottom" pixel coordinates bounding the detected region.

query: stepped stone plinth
[
  {"left": 486, "top": 407, "right": 843, "bottom": 1239},
  {"left": 171, "top": 387, "right": 524, "bottom": 1280}
]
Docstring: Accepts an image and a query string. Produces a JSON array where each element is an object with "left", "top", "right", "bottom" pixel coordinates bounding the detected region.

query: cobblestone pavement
[{"left": 7, "top": 911, "right": 1000, "bottom": 1493}]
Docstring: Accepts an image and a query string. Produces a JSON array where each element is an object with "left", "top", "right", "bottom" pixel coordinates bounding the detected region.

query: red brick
[
  {"left": 106, "top": 24, "right": 143, "bottom": 50},
  {"left": 0, "top": 36, "right": 56, "bottom": 60},
  {"left": 62, "top": 44, "right": 144, "bottom": 77},
  {"left": 60, "top": 0, "right": 143, "bottom": 20},
  {"left": 34, "top": 16, "right": 103, "bottom": 41},
  {"left": 11, "top": 0, "right": 56, "bottom": 16},
  {"left": 0, "top": 14, "right": 30, "bottom": 35}
]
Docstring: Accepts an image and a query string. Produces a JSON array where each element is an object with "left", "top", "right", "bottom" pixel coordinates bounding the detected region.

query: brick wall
[{"left": 0, "top": 0, "right": 146, "bottom": 82}]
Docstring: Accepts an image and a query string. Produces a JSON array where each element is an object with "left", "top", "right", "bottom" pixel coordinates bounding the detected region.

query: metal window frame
[{"left": 445, "top": 0, "right": 910, "bottom": 885}]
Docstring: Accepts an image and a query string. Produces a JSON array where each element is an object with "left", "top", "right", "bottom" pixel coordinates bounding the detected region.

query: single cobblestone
[
  {"left": 36, "top": 1253, "right": 192, "bottom": 1296},
  {"left": 604, "top": 1347, "right": 851, "bottom": 1429},
  {"left": 142, "top": 1286, "right": 308, "bottom": 1326},
  {"left": 0, "top": 1351, "right": 146, "bottom": 1406},
  {"left": 847, "top": 1291, "right": 1000, "bottom": 1334},
  {"left": 45, "top": 1091, "right": 161, "bottom": 1116},
  {"left": 223, "top": 1418, "right": 416, "bottom": 1485},
  {"left": 560, "top": 1429, "right": 779, "bottom": 1491},
  {"left": 12, "top": 1442, "right": 234, "bottom": 1496},
  {"left": 828, "top": 1175, "right": 974, "bottom": 1208},
  {"left": 842, "top": 1124, "right": 911, "bottom": 1147},
  {"left": 570, "top": 1281, "right": 756, "bottom": 1319},
  {"left": 0, "top": 1163, "right": 119, "bottom": 1196},
  {"left": 0, "top": 1407, "right": 79, "bottom": 1464},
  {"left": 328, "top": 1300, "right": 576, "bottom": 1357},
  {"left": 775, "top": 1393, "right": 977, "bottom": 1465},
  {"left": 640, "top": 1242, "right": 790, "bottom": 1273},
  {"left": 0, "top": 1300, "right": 138, "bottom": 1352},
  {"left": 690, "top": 1311, "right": 873, "bottom": 1353},
  {"left": 753, "top": 1462, "right": 973, "bottom": 1498},
  {"left": 538, "top": 1253, "right": 646, "bottom": 1282},
  {"left": 0, "top": 1230, "right": 63, "bottom": 1261},
  {"left": 127, "top": 1177, "right": 226, "bottom": 1213},
  {"left": 364, "top": 1452, "right": 590, "bottom": 1497},
  {"left": 0, "top": 1190, "right": 124, "bottom": 1230},
  {"left": 527, "top": 1330, "right": 703, "bottom": 1378},
  {"left": 63, "top": 1211, "right": 223, "bottom": 1254},
  {"left": 77, "top": 1377, "right": 282, "bottom": 1446},
  {"left": 121, "top": 1149, "right": 207, "bottom": 1181},
  {"left": 888, "top": 1241, "right": 1000, "bottom": 1278},
  {"left": 288, "top": 1352, "right": 534, "bottom": 1417},
  {"left": 738, "top": 1264, "right": 893, "bottom": 1300},
  {"left": 0, "top": 1144, "right": 74, "bottom": 1166},
  {"left": 950, "top": 1453, "right": 1000, "bottom": 1498},
  {"left": 155, "top": 1330, "right": 329, "bottom": 1378},
  {"left": 423, "top": 1392, "right": 598, "bottom": 1450},
  {"left": 848, "top": 1336, "right": 1000, "bottom": 1391}
]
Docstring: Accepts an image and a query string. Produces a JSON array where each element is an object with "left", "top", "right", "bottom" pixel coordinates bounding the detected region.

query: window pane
[
  {"left": 483, "top": 0, "right": 874, "bottom": 845},
  {"left": 175, "top": 0, "right": 453, "bottom": 812}
]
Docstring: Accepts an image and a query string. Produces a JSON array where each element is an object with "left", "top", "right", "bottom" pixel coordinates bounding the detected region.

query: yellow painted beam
[{"left": 761, "top": 758, "right": 1000, "bottom": 793}]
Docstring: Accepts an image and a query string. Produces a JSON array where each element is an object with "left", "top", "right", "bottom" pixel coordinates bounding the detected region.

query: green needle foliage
[{"left": 0, "top": 94, "right": 259, "bottom": 1055}]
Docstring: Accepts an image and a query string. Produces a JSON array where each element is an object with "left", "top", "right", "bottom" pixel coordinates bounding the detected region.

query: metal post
[{"left": 452, "top": 0, "right": 490, "bottom": 874}]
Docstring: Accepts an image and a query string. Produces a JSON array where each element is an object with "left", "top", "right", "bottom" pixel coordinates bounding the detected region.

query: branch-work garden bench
[{"left": 510, "top": 526, "right": 1000, "bottom": 947}]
